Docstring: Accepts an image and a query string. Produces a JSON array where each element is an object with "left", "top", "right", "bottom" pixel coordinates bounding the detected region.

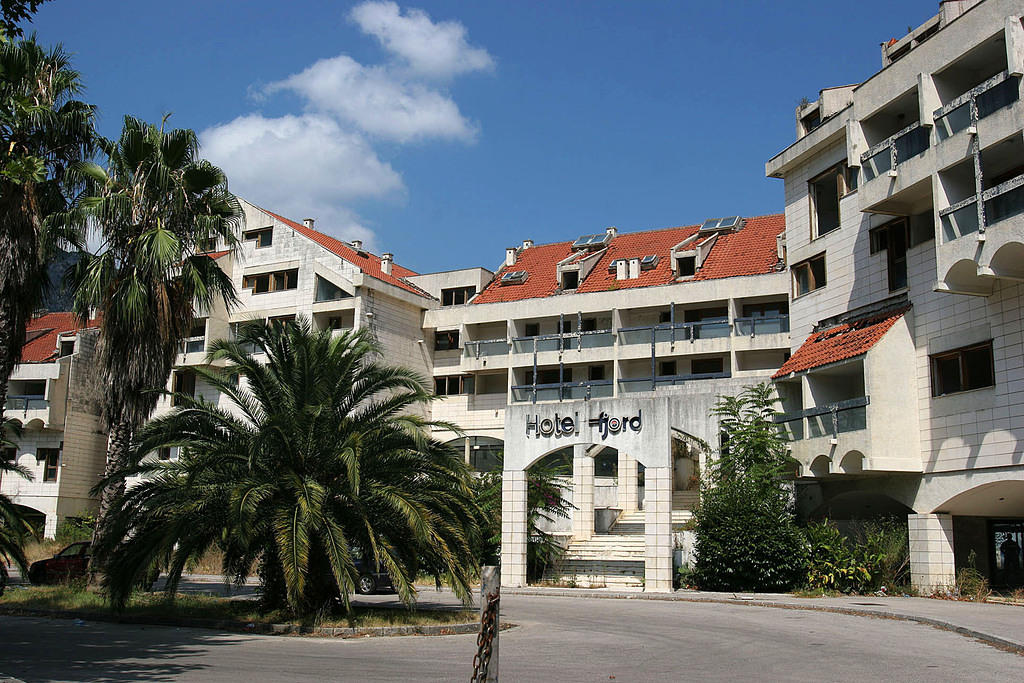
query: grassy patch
[{"left": 0, "top": 585, "right": 474, "bottom": 628}]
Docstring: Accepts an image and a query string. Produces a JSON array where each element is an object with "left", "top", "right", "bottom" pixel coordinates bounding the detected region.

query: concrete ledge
[
  {"left": 505, "top": 587, "right": 1024, "bottom": 655},
  {"left": 0, "top": 606, "right": 483, "bottom": 639}
]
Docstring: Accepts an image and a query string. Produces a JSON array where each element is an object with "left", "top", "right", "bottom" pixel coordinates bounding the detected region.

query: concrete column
[
  {"left": 617, "top": 451, "right": 638, "bottom": 513},
  {"left": 908, "top": 513, "right": 955, "bottom": 594},
  {"left": 572, "top": 445, "right": 594, "bottom": 541},
  {"left": 644, "top": 466, "right": 673, "bottom": 592},
  {"left": 500, "top": 470, "right": 528, "bottom": 588}
]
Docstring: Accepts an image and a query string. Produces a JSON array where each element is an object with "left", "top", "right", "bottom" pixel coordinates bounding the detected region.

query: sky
[{"left": 29, "top": 0, "right": 938, "bottom": 273}]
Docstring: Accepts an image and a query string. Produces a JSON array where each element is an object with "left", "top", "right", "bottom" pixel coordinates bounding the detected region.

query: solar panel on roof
[
  {"left": 500, "top": 270, "right": 528, "bottom": 284},
  {"left": 572, "top": 232, "right": 612, "bottom": 250}
]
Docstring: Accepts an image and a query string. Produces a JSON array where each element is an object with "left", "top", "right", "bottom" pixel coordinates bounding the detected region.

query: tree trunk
[{"left": 88, "top": 418, "right": 135, "bottom": 584}]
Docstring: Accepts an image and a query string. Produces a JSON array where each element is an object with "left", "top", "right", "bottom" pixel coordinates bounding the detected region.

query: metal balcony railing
[
  {"left": 618, "top": 371, "right": 731, "bottom": 393},
  {"left": 861, "top": 122, "right": 930, "bottom": 182},
  {"left": 772, "top": 396, "right": 870, "bottom": 441},
  {"left": 934, "top": 71, "right": 1020, "bottom": 140},
  {"left": 733, "top": 315, "right": 790, "bottom": 337},
  {"left": 511, "top": 379, "right": 614, "bottom": 404},
  {"left": 617, "top": 321, "right": 731, "bottom": 346},
  {"left": 463, "top": 338, "right": 511, "bottom": 358}
]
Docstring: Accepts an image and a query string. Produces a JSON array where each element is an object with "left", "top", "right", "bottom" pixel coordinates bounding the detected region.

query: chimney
[
  {"left": 628, "top": 258, "right": 640, "bottom": 279},
  {"left": 381, "top": 252, "right": 393, "bottom": 275},
  {"left": 522, "top": 239, "right": 534, "bottom": 249},
  {"left": 615, "top": 259, "right": 628, "bottom": 280},
  {"left": 506, "top": 247, "right": 517, "bottom": 267},
  {"left": 303, "top": 218, "right": 315, "bottom": 229},
  {"left": 606, "top": 226, "right": 617, "bottom": 239},
  {"left": 351, "top": 240, "right": 363, "bottom": 251}
]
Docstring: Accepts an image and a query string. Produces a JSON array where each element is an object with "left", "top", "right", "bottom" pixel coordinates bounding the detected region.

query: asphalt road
[{"left": 1, "top": 592, "right": 1023, "bottom": 682}]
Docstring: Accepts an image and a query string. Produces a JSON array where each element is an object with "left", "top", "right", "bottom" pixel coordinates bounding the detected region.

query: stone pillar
[
  {"left": 617, "top": 451, "right": 638, "bottom": 513},
  {"left": 500, "top": 470, "right": 527, "bottom": 588},
  {"left": 644, "top": 466, "right": 673, "bottom": 592},
  {"left": 908, "top": 513, "right": 955, "bottom": 594},
  {"left": 572, "top": 445, "right": 594, "bottom": 541}
]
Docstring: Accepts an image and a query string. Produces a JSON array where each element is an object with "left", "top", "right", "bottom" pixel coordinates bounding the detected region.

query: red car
[{"left": 28, "top": 541, "right": 91, "bottom": 584}]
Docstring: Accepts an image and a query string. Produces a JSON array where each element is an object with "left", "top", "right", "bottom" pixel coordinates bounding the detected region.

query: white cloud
[
  {"left": 199, "top": 114, "right": 403, "bottom": 248},
  {"left": 350, "top": 1, "right": 494, "bottom": 79},
  {"left": 264, "top": 55, "right": 477, "bottom": 143}
]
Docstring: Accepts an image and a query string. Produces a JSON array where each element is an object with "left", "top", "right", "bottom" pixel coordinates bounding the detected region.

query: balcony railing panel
[
  {"left": 936, "top": 71, "right": 1020, "bottom": 140},
  {"left": 734, "top": 315, "right": 790, "bottom": 337},
  {"left": 861, "top": 122, "right": 928, "bottom": 182},
  {"left": 511, "top": 380, "right": 614, "bottom": 403},
  {"left": 5, "top": 396, "right": 48, "bottom": 415},
  {"left": 940, "top": 198, "right": 981, "bottom": 241},
  {"left": 619, "top": 371, "right": 730, "bottom": 394},
  {"left": 464, "top": 338, "right": 510, "bottom": 357},
  {"left": 579, "top": 331, "right": 614, "bottom": 349},
  {"left": 772, "top": 396, "right": 869, "bottom": 441},
  {"left": 983, "top": 174, "right": 1024, "bottom": 227}
]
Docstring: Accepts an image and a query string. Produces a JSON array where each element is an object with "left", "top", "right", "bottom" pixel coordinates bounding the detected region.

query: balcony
[
  {"left": 5, "top": 396, "right": 50, "bottom": 425},
  {"left": 511, "top": 379, "right": 613, "bottom": 404},
  {"left": 618, "top": 371, "right": 730, "bottom": 394},
  {"left": 618, "top": 321, "right": 732, "bottom": 346},
  {"left": 733, "top": 315, "right": 790, "bottom": 337},
  {"left": 861, "top": 122, "right": 930, "bottom": 183},
  {"left": 934, "top": 71, "right": 1020, "bottom": 141},
  {"left": 774, "top": 397, "right": 869, "bottom": 476},
  {"left": 464, "top": 338, "right": 511, "bottom": 358}
]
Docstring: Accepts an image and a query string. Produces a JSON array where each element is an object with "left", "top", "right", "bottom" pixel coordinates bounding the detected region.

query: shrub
[
  {"left": 692, "top": 384, "right": 807, "bottom": 592},
  {"left": 55, "top": 514, "right": 96, "bottom": 544},
  {"left": 803, "top": 517, "right": 910, "bottom": 594}
]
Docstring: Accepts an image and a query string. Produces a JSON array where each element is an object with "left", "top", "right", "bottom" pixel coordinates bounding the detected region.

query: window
[
  {"left": 434, "top": 376, "right": 473, "bottom": 396},
  {"left": 525, "top": 368, "right": 571, "bottom": 385},
  {"left": 658, "top": 360, "right": 677, "bottom": 377},
  {"left": 326, "top": 316, "right": 347, "bottom": 330},
  {"left": 588, "top": 365, "right": 606, "bottom": 381},
  {"left": 684, "top": 307, "right": 728, "bottom": 323},
  {"left": 185, "top": 319, "right": 206, "bottom": 354},
  {"left": 441, "top": 286, "right": 475, "bottom": 306},
  {"left": 172, "top": 370, "right": 196, "bottom": 406},
  {"left": 869, "top": 219, "right": 908, "bottom": 292},
  {"left": 243, "top": 227, "right": 273, "bottom": 248},
  {"left": 158, "top": 447, "right": 171, "bottom": 461},
  {"left": 809, "top": 164, "right": 853, "bottom": 238},
  {"left": 434, "top": 330, "right": 460, "bottom": 351},
  {"left": 21, "top": 380, "right": 45, "bottom": 397},
  {"left": 793, "top": 253, "right": 826, "bottom": 297},
  {"left": 659, "top": 311, "right": 672, "bottom": 324},
  {"left": 524, "top": 323, "right": 540, "bottom": 338},
  {"left": 198, "top": 237, "right": 218, "bottom": 252},
  {"left": 561, "top": 270, "right": 579, "bottom": 290},
  {"left": 742, "top": 301, "right": 789, "bottom": 318},
  {"left": 1, "top": 447, "right": 15, "bottom": 462},
  {"left": 676, "top": 255, "right": 696, "bottom": 277},
  {"left": 315, "top": 275, "right": 350, "bottom": 302},
  {"left": 40, "top": 448, "right": 60, "bottom": 482},
  {"left": 243, "top": 268, "right": 297, "bottom": 294},
  {"left": 692, "top": 357, "right": 724, "bottom": 375},
  {"left": 581, "top": 318, "right": 598, "bottom": 332},
  {"left": 58, "top": 339, "right": 75, "bottom": 357},
  {"left": 931, "top": 342, "right": 994, "bottom": 396}
]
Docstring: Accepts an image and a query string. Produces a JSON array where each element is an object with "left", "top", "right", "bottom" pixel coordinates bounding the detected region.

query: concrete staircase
[{"left": 543, "top": 491, "right": 700, "bottom": 589}]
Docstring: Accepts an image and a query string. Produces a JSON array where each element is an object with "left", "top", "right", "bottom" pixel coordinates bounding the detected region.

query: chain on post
[{"left": 471, "top": 590, "right": 500, "bottom": 682}]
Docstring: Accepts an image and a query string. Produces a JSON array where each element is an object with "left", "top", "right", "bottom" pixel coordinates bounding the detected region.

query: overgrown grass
[
  {"left": 0, "top": 585, "right": 475, "bottom": 628},
  {"left": 22, "top": 538, "right": 63, "bottom": 564}
]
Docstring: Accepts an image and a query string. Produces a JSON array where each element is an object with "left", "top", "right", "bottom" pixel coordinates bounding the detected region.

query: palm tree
[
  {"left": 0, "top": 418, "right": 34, "bottom": 594},
  {"left": 96, "top": 320, "right": 480, "bottom": 616},
  {"left": 69, "top": 115, "right": 241, "bottom": 560},
  {"left": 0, "top": 37, "right": 94, "bottom": 418}
]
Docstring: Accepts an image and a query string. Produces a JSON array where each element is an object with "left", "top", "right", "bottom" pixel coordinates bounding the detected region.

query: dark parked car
[
  {"left": 354, "top": 558, "right": 394, "bottom": 595},
  {"left": 28, "top": 541, "right": 91, "bottom": 584}
]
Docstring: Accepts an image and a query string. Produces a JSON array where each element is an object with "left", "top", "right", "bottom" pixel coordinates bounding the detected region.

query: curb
[
  {"left": 0, "top": 606, "right": 482, "bottom": 639},
  {"left": 504, "top": 587, "right": 1024, "bottom": 655}
]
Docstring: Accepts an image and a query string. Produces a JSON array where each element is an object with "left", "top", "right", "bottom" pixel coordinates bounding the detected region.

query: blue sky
[{"left": 31, "top": 0, "right": 936, "bottom": 273}]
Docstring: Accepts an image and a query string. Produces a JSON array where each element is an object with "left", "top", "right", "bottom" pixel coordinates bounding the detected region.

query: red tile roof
[
  {"left": 203, "top": 250, "right": 230, "bottom": 260},
  {"left": 20, "top": 312, "right": 98, "bottom": 363},
  {"left": 474, "top": 214, "right": 785, "bottom": 304},
  {"left": 260, "top": 209, "right": 432, "bottom": 299},
  {"left": 772, "top": 307, "right": 909, "bottom": 379}
]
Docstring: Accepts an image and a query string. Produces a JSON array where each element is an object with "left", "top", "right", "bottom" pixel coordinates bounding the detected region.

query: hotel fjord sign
[{"left": 525, "top": 410, "right": 642, "bottom": 441}]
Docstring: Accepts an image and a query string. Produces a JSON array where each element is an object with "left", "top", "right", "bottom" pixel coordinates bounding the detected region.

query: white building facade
[{"left": 767, "top": 0, "right": 1024, "bottom": 592}]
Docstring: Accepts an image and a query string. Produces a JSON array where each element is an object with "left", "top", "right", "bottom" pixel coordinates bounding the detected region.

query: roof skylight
[
  {"left": 500, "top": 270, "right": 528, "bottom": 285},
  {"left": 572, "top": 232, "right": 612, "bottom": 250},
  {"left": 699, "top": 216, "right": 744, "bottom": 232}
]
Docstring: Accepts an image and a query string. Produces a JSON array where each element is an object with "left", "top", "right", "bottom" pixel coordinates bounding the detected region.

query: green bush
[
  {"left": 55, "top": 514, "right": 96, "bottom": 545},
  {"left": 803, "top": 517, "right": 909, "bottom": 593},
  {"left": 694, "top": 475, "right": 806, "bottom": 591},
  {"left": 692, "top": 384, "right": 807, "bottom": 592}
]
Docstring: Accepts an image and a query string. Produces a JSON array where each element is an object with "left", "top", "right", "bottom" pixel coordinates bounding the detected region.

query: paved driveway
[{"left": 1, "top": 591, "right": 1023, "bottom": 682}]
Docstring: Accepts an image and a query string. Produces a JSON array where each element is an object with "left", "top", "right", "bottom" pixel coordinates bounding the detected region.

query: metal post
[{"left": 473, "top": 565, "right": 500, "bottom": 682}]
